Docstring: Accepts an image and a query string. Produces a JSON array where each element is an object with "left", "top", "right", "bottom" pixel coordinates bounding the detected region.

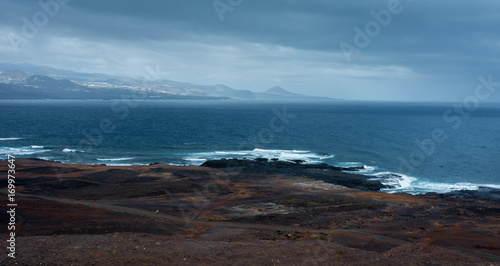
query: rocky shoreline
[
  {"left": 1, "top": 159, "right": 499, "bottom": 265},
  {"left": 201, "top": 158, "right": 387, "bottom": 191},
  {"left": 202, "top": 158, "right": 500, "bottom": 201}
]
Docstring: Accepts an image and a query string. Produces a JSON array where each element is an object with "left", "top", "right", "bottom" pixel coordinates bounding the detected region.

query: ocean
[{"left": 1, "top": 99, "right": 499, "bottom": 194}]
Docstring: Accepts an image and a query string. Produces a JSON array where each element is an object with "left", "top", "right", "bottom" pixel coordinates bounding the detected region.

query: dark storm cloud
[{"left": 1, "top": 0, "right": 499, "bottom": 101}]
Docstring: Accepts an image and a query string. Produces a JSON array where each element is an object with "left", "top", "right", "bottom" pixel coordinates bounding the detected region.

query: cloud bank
[{"left": 1, "top": 0, "right": 499, "bottom": 101}]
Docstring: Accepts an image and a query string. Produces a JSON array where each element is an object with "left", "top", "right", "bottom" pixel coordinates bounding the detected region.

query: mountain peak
[
  {"left": 0, "top": 70, "right": 30, "bottom": 82},
  {"left": 264, "top": 86, "right": 298, "bottom": 96}
]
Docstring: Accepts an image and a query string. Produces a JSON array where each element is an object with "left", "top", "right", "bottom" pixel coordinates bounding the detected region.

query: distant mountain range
[{"left": 0, "top": 63, "right": 340, "bottom": 101}]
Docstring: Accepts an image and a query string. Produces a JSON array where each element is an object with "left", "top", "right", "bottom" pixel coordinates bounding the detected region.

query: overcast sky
[{"left": 1, "top": 0, "right": 499, "bottom": 101}]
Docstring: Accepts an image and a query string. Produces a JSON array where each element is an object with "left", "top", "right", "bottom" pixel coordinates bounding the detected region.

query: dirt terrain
[{"left": 1, "top": 159, "right": 499, "bottom": 265}]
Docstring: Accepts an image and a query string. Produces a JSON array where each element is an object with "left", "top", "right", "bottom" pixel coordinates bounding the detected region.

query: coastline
[
  {"left": 21, "top": 156, "right": 500, "bottom": 197},
  {"left": 3, "top": 100, "right": 500, "bottom": 196},
  {"left": 1, "top": 159, "right": 499, "bottom": 264}
]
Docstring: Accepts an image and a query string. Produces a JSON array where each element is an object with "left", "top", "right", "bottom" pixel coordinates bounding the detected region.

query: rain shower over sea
[{"left": 1, "top": 100, "right": 499, "bottom": 194}]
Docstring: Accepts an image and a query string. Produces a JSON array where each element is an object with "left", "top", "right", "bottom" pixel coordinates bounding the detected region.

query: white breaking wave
[
  {"left": 184, "top": 148, "right": 334, "bottom": 165},
  {"left": 184, "top": 158, "right": 207, "bottom": 162},
  {"left": 369, "top": 172, "right": 417, "bottom": 192},
  {"left": 336, "top": 161, "right": 363, "bottom": 167},
  {"left": 400, "top": 181, "right": 500, "bottom": 195},
  {"left": 0, "top": 138, "right": 21, "bottom": 141},
  {"left": 96, "top": 157, "right": 135, "bottom": 161},
  {"left": 31, "top": 145, "right": 44, "bottom": 149},
  {"left": 337, "top": 162, "right": 377, "bottom": 174},
  {"left": 0, "top": 146, "right": 50, "bottom": 156},
  {"left": 37, "top": 157, "right": 54, "bottom": 161},
  {"left": 98, "top": 163, "right": 146, "bottom": 166},
  {"left": 355, "top": 165, "right": 377, "bottom": 174},
  {"left": 62, "top": 148, "right": 80, "bottom": 153},
  {"left": 369, "top": 171, "right": 500, "bottom": 195}
]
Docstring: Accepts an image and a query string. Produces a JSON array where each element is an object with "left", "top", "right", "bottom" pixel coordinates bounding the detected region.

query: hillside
[
  {"left": 0, "top": 65, "right": 341, "bottom": 101},
  {"left": 0, "top": 70, "right": 228, "bottom": 100}
]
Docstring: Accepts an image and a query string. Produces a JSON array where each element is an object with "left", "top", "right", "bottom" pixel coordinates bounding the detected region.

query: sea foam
[
  {"left": 0, "top": 138, "right": 22, "bottom": 141},
  {"left": 63, "top": 148, "right": 83, "bottom": 153},
  {"left": 31, "top": 145, "right": 45, "bottom": 149},
  {"left": 368, "top": 171, "right": 500, "bottom": 194},
  {"left": 96, "top": 157, "right": 134, "bottom": 161},
  {"left": 0, "top": 146, "right": 50, "bottom": 156},
  {"left": 184, "top": 149, "right": 334, "bottom": 165}
]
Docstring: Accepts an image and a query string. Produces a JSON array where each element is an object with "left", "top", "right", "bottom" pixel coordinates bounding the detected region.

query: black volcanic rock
[
  {"left": 201, "top": 158, "right": 385, "bottom": 191},
  {"left": 426, "top": 187, "right": 500, "bottom": 202}
]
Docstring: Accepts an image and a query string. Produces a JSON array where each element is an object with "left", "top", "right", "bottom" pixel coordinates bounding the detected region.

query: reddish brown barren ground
[{"left": 1, "top": 159, "right": 499, "bottom": 265}]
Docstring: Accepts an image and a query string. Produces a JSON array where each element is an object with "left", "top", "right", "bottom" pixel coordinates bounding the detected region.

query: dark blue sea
[{"left": 1, "top": 100, "right": 499, "bottom": 194}]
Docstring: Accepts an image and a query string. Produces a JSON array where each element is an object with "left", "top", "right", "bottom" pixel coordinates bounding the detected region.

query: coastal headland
[{"left": 1, "top": 159, "right": 499, "bottom": 265}]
